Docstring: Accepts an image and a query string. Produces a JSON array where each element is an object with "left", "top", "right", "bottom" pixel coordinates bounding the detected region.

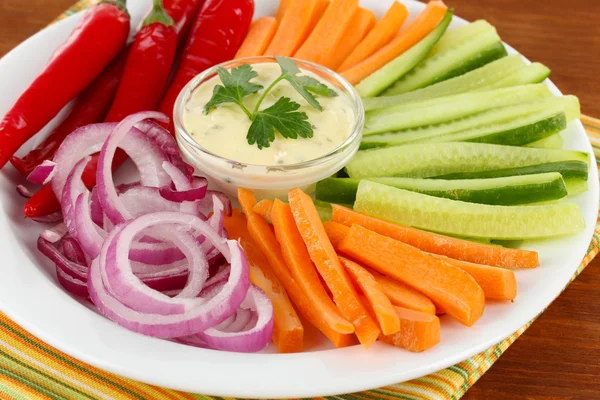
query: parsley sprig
[{"left": 204, "top": 57, "right": 337, "bottom": 150}]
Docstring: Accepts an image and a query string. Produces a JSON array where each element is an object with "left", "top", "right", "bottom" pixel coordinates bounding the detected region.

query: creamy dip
[{"left": 182, "top": 63, "right": 355, "bottom": 166}]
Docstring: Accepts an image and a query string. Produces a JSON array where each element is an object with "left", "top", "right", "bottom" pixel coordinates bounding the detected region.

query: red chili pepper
[
  {"left": 158, "top": 0, "right": 254, "bottom": 132},
  {"left": 163, "top": 0, "right": 205, "bottom": 46},
  {"left": 0, "top": 1, "right": 130, "bottom": 169},
  {"left": 10, "top": 50, "right": 128, "bottom": 177},
  {"left": 105, "top": 0, "right": 178, "bottom": 122},
  {"left": 24, "top": 0, "right": 179, "bottom": 219}
]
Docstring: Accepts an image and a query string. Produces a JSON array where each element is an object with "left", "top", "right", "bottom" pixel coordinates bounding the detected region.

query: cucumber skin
[
  {"left": 316, "top": 174, "right": 567, "bottom": 206},
  {"left": 354, "top": 181, "right": 585, "bottom": 240},
  {"left": 436, "top": 161, "right": 589, "bottom": 196},
  {"left": 526, "top": 133, "right": 564, "bottom": 149},
  {"left": 382, "top": 32, "right": 508, "bottom": 96},
  {"left": 365, "top": 84, "right": 552, "bottom": 135},
  {"left": 362, "top": 96, "right": 579, "bottom": 147},
  {"left": 346, "top": 142, "right": 589, "bottom": 179},
  {"left": 356, "top": 10, "right": 453, "bottom": 98},
  {"left": 433, "top": 113, "right": 567, "bottom": 146},
  {"left": 426, "top": 42, "right": 509, "bottom": 88},
  {"left": 362, "top": 55, "right": 527, "bottom": 111}
]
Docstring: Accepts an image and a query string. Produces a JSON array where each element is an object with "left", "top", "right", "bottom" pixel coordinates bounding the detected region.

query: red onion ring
[{"left": 27, "top": 160, "right": 57, "bottom": 185}]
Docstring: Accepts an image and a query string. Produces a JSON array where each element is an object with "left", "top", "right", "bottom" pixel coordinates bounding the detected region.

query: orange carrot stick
[
  {"left": 265, "top": 0, "right": 326, "bottom": 57},
  {"left": 288, "top": 188, "right": 380, "bottom": 348},
  {"left": 369, "top": 269, "right": 437, "bottom": 315},
  {"left": 331, "top": 205, "right": 539, "bottom": 269},
  {"left": 341, "top": 1, "right": 447, "bottom": 85},
  {"left": 380, "top": 307, "right": 441, "bottom": 352},
  {"left": 339, "top": 257, "right": 400, "bottom": 335},
  {"left": 323, "top": 221, "right": 349, "bottom": 248},
  {"left": 293, "top": 0, "right": 359, "bottom": 69},
  {"left": 238, "top": 189, "right": 354, "bottom": 348},
  {"left": 252, "top": 198, "right": 274, "bottom": 220},
  {"left": 331, "top": 8, "right": 377, "bottom": 71},
  {"left": 307, "top": 0, "right": 330, "bottom": 34},
  {"left": 224, "top": 209, "right": 303, "bottom": 353},
  {"left": 235, "top": 17, "right": 279, "bottom": 58},
  {"left": 431, "top": 254, "right": 517, "bottom": 301},
  {"left": 275, "top": 0, "right": 289, "bottom": 21},
  {"left": 338, "top": 224, "right": 485, "bottom": 327},
  {"left": 271, "top": 199, "right": 355, "bottom": 334},
  {"left": 339, "top": 1, "right": 408, "bottom": 71},
  {"left": 324, "top": 221, "right": 436, "bottom": 314}
]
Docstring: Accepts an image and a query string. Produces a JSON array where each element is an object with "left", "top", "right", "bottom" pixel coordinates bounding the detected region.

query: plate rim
[{"left": 0, "top": 0, "right": 598, "bottom": 398}]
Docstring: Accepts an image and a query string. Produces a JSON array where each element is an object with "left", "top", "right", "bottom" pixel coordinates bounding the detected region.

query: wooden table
[{"left": 1, "top": 0, "right": 599, "bottom": 398}]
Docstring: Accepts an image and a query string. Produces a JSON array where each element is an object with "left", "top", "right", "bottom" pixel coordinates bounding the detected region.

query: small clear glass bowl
[{"left": 174, "top": 56, "right": 364, "bottom": 200}]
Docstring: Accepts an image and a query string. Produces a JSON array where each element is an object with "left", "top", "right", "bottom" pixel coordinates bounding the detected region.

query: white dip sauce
[{"left": 183, "top": 63, "right": 355, "bottom": 166}]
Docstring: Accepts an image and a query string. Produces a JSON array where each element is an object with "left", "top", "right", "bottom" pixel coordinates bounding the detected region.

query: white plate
[{"left": 0, "top": 0, "right": 597, "bottom": 398}]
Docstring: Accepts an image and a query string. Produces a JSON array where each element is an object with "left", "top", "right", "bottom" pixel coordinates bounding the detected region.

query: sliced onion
[
  {"left": 60, "top": 237, "right": 88, "bottom": 266},
  {"left": 97, "top": 112, "right": 170, "bottom": 225},
  {"left": 159, "top": 162, "right": 207, "bottom": 203},
  {"left": 27, "top": 160, "right": 57, "bottom": 185},
  {"left": 137, "top": 120, "right": 193, "bottom": 179},
  {"left": 88, "top": 213, "right": 250, "bottom": 338},
  {"left": 40, "top": 223, "right": 68, "bottom": 244},
  {"left": 16, "top": 185, "right": 33, "bottom": 198},
  {"left": 195, "top": 286, "right": 274, "bottom": 353},
  {"left": 56, "top": 267, "right": 88, "bottom": 298}
]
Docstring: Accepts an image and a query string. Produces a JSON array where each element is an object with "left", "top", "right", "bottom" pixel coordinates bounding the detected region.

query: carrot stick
[
  {"left": 224, "top": 209, "right": 303, "bottom": 353},
  {"left": 331, "top": 205, "right": 539, "bottom": 269},
  {"left": 368, "top": 269, "right": 437, "bottom": 315},
  {"left": 265, "top": 0, "right": 326, "bottom": 57},
  {"left": 323, "top": 221, "right": 349, "bottom": 248},
  {"left": 341, "top": 1, "right": 448, "bottom": 85},
  {"left": 339, "top": 257, "right": 400, "bottom": 335},
  {"left": 339, "top": 1, "right": 408, "bottom": 71},
  {"left": 307, "top": 0, "right": 330, "bottom": 34},
  {"left": 271, "top": 200, "right": 355, "bottom": 333},
  {"left": 380, "top": 307, "right": 441, "bottom": 352},
  {"left": 338, "top": 224, "right": 485, "bottom": 327},
  {"left": 431, "top": 254, "right": 517, "bottom": 301},
  {"left": 288, "top": 188, "right": 380, "bottom": 348},
  {"left": 238, "top": 189, "right": 354, "bottom": 348},
  {"left": 293, "top": 0, "right": 359, "bottom": 70},
  {"left": 235, "top": 17, "right": 279, "bottom": 58},
  {"left": 252, "top": 198, "right": 274, "bottom": 220},
  {"left": 275, "top": 0, "right": 289, "bottom": 21},
  {"left": 330, "top": 8, "right": 377, "bottom": 71},
  {"left": 324, "top": 221, "right": 437, "bottom": 314}
]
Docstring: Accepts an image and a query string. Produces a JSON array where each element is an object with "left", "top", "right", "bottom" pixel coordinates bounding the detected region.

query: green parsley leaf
[
  {"left": 275, "top": 56, "right": 337, "bottom": 112},
  {"left": 247, "top": 97, "right": 313, "bottom": 149},
  {"left": 297, "top": 76, "right": 338, "bottom": 97},
  {"left": 204, "top": 64, "right": 263, "bottom": 115}
]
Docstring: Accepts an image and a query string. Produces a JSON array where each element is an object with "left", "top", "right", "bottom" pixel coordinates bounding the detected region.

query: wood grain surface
[{"left": 0, "top": 0, "right": 599, "bottom": 399}]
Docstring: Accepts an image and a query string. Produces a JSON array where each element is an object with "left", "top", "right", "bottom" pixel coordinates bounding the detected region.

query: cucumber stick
[
  {"left": 345, "top": 142, "right": 589, "bottom": 179},
  {"left": 365, "top": 84, "right": 552, "bottom": 135},
  {"left": 426, "top": 20, "right": 494, "bottom": 59},
  {"left": 361, "top": 96, "right": 580, "bottom": 147},
  {"left": 354, "top": 181, "right": 585, "bottom": 240},
  {"left": 382, "top": 28, "right": 508, "bottom": 96},
  {"left": 437, "top": 161, "right": 589, "bottom": 196},
  {"left": 526, "top": 133, "right": 563, "bottom": 149},
  {"left": 316, "top": 173, "right": 568, "bottom": 206},
  {"left": 477, "top": 62, "right": 551, "bottom": 91},
  {"left": 362, "top": 55, "right": 527, "bottom": 111},
  {"left": 426, "top": 112, "right": 566, "bottom": 146},
  {"left": 356, "top": 10, "right": 453, "bottom": 98}
]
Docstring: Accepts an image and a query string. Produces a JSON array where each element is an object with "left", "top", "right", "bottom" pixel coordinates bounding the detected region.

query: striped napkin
[{"left": 1, "top": 2, "right": 599, "bottom": 398}]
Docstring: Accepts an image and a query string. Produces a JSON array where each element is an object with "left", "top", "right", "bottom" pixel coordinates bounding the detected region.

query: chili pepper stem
[
  {"left": 144, "top": 0, "right": 175, "bottom": 27},
  {"left": 101, "top": 0, "right": 128, "bottom": 14}
]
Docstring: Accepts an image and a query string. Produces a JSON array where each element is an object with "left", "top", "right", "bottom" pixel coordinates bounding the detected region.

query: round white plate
[{"left": 0, "top": 0, "right": 597, "bottom": 398}]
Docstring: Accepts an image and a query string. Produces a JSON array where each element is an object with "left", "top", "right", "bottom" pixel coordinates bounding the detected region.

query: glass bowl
[{"left": 173, "top": 56, "right": 364, "bottom": 200}]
